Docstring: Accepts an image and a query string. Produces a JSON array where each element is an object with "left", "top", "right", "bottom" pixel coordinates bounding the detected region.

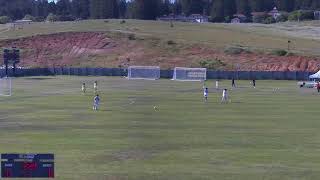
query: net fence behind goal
[
  {"left": 0, "top": 77, "right": 12, "bottom": 96},
  {"left": 172, "top": 67, "right": 207, "bottom": 81},
  {"left": 127, "top": 66, "right": 160, "bottom": 80}
]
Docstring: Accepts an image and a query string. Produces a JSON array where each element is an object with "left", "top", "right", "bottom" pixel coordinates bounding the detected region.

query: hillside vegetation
[{"left": 1, "top": 19, "right": 320, "bottom": 71}]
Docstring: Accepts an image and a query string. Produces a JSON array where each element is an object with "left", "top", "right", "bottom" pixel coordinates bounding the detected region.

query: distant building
[
  {"left": 231, "top": 18, "right": 241, "bottom": 23},
  {"left": 189, "top": 14, "right": 209, "bottom": 23},
  {"left": 11, "top": 19, "right": 32, "bottom": 30},
  {"left": 268, "top": 7, "right": 281, "bottom": 20},
  {"left": 231, "top": 14, "right": 247, "bottom": 23},
  {"left": 251, "top": 12, "right": 267, "bottom": 17},
  {"left": 157, "top": 14, "right": 208, "bottom": 23},
  {"left": 314, "top": 11, "right": 320, "bottom": 20}
]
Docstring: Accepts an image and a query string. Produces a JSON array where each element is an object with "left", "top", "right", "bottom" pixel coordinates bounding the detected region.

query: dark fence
[{"left": 0, "top": 67, "right": 315, "bottom": 81}]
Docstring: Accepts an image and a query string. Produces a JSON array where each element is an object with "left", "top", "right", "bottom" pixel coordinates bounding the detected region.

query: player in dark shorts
[{"left": 232, "top": 78, "right": 236, "bottom": 88}]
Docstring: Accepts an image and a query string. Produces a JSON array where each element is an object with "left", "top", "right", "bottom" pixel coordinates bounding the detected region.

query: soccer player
[
  {"left": 252, "top": 79, "right": 256, "bottom": 88},
  {"left": 216, "top": 80, "right": 219, "bottom": 90},
  {"left": 93, "top": 81, "right": 98, "bottom": 93},
  {"left": 93, "top": 94, "right": 100, "bottom": 111},
  {"left": 81, "top": 83, "right": 86, "bottom": 94},
  {"left": 317, "top": 82, "right": 320, "bottom": 93},
  {"left": 221, "top": 89, "right": 229, "bottom": 103},
  {"left": 204, "top": 87, "right": 208, "bottom": 102},
  {"left": 232, "top": 78, "right": 236, "bottom": 88}
]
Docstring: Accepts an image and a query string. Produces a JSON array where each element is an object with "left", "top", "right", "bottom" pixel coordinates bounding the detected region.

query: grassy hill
[{"left": 1, "top": 19, "right": 320, "bottom": 70}]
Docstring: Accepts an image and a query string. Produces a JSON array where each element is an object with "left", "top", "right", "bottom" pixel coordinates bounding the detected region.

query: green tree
[
  {"left": 56, "top": 0, "right": 71, "bottom": 16},
  {"left": 249, "top": 0, "right": 264, "bottom": 12},
  {"left": 236, "top": 0, "right": 251, "bottom": 16},
  {"left": 133, "top": 0, "right": 159, "bottom": 20},
  {"left": 224, "top": 0, "right": 236, "bottom": 18},
  {"left": 210, "top": 0, "right": 224, "bottom": 22},
  {"left": 0, "top": 16, "right": 11, "bottom": 24},
  {"left": 277, "top": 0, "right": 294, "bottom": 12},
  {"left": 72, "top": 0, "right": 90, "bottom": 19},
  {"left": 119, "top": 0, "right": 127, "bottom": 18}
]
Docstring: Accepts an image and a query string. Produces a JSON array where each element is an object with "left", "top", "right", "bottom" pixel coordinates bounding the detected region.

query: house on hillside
[
  {"left": 157, "top": 14, "right": 208, "bottom": 23},
  {"left": 251, "top": 12, "right": 267, "bottom": 17},
  {"left": 189, "top": 14, "right": 209, "bottom": 23},
  {"left": 314, "top": 11, "right": 320, "bottom": 20},
  {"left": 11, "top": 19, "right": 32, "bottom": 30},
  {"left": 231, "top": 14, "right": 247, "bottom": 23},
  {"left": 268, "top": 7, "right": 281, "bottom": 20}
]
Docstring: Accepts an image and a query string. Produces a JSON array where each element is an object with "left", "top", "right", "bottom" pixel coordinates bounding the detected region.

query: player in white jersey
[
  {"left": 81, "top": 83, "right": 86, "bottom": 94},
  {"left": 93, "top": 81, "right": 98, "bottom": 93},
  {"left": 215, "top": 80, "right": 219, "bottom": 90},
  {"left": 93, "top": 94, "right": 100, "bottom": 111},
  {"left": 204, "top": 87, "right": 208, "bottom": 102},
  {"left": 221, "top": 89, "right": 229, "bottom": 103}
]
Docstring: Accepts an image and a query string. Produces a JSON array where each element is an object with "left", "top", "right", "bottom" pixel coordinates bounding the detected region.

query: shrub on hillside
[
  {"left": 167, "top": 40, "right": 176, "bottom": 45},
  {"left": 224, "top": 46, "right": 250, "bottom": 55},
  {"left": 276, "top": 13, "right": 289, "bottom": 22},
  {"left": 23, "top": 14, "right": 35, "bottom": 21},
  {"left": 263, "top": 16, "right": 276, "bottom": 24},
  {"left": 252, "top": 13, "right": 269, "bottom": 23},
  {"left": 199, "top": 58, "right": 227, "bottom": 70},
  {"left": 128, "top": 34, "right": 136, "bottom": 40},
  {"left": 33, "top": 16, "right": 45, "bottom": 22},
  {"left": 57, "top": 15, "right": 76, "bottom": 21},
  {"left": 0, "top": 16, "right": 11, "bottom": 24},
  {"left": 46, "top": 13, "right": 58, "bottom": 22},
  {"left": 272, "top": 49, "right": 288, "bottom": 56},
  {"left": 288, "top": 10, "right": 314, "bottom": 21},
  {"left": 224, "top": 16, "right": 231, "bottom": 23}
]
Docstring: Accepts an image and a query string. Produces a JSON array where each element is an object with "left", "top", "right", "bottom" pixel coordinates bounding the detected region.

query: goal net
[
  {"left": 127, "top": 66, "right": 160, "bottom": 80},
  {"left": 0, "top": 77, "right": 12, "bottom": 96},
  {"left": 172, "top": 67, "right": 207, "bottom": 81}
]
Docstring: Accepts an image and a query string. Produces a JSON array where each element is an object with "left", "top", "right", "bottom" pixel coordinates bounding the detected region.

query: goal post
[
  {"left": 0, "top": 77, "right": 12, "bottom": 96},
  {"left": 172, "top": 67, "right": 207, "bottom": 81},
  {"left": 127, "top": 66, "right": 160, "bottom": 80}
]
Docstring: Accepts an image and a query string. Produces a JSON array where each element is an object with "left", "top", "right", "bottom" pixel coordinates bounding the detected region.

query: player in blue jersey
[{"left": 93, "top": 94, "right": 100, "bottom": 111}]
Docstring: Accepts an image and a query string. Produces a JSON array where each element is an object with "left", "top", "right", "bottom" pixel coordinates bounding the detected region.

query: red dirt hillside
[{"left": 1, "top": 31, "right": 319, "bottom": 71}]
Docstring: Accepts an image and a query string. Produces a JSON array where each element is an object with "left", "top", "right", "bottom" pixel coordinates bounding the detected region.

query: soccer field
[{"left": 1, "top": 76, "right": 320, "bottom": 180}]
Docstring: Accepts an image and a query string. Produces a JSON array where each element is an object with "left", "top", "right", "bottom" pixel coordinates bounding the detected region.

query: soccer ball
[{"left": 154, "top": 106, "right": 158, "bottom": 111}]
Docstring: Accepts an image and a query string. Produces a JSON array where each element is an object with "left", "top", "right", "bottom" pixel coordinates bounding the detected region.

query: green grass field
[{"left": 1, "top": 76, "right": 320, "bottom": 180}]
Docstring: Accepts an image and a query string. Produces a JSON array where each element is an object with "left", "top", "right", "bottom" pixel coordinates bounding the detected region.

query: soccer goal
[
  {"left": 172, "top": 67, "right": 207, "bottom": 81},
  {"left": 0, "top": 77, "right": 12, "bottom": 96},
  {"left": 127, "top": 66, "right": 160, "bottom": 80}
]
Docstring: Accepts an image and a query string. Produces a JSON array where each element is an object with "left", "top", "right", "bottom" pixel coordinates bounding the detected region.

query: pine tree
[
  {"left": 236, "top": 0, "right": 251, "bottom": 16},
  {"left": 119, "top": 0, "right": 127, "bottom": 18},
  {"left": 224, "top": 0, "right": 236, "bottom": 17},
  {"left": 90, "top": 0, "right": 100, "bottom": 19},
  {"left": 210, "top": 0, "right": 224, "bottom": 22},
  {"left": 249, "top": 0, "right": 264, "bottom": 12}
]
